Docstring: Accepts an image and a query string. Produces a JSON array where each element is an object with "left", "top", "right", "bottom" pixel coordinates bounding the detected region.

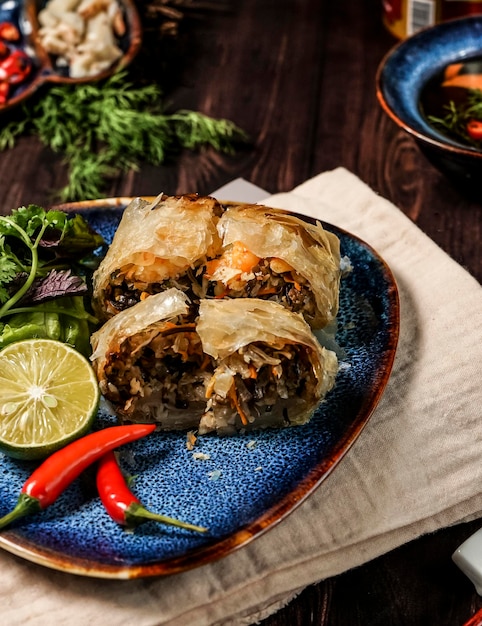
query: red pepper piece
[
  {"left": 0, "top": 423, "right": 157, "bottom": 530},
  {"left": 0, "top": 41, "right": 9, "bottom": 59},
  {"left": 0, "top": 81, "right": 9, "bottom": 104},
  {"left": 96, "top": 450, "right": 207, "bottom": 533},
  {"left": 467, "top": 119, "right": 482, "bottom": 141},
  {"left": 0, "top": 50, "right": 32, "bottom": 84},
  {"left": 0, "top": 22, "right": 20, "bottom": 42}
]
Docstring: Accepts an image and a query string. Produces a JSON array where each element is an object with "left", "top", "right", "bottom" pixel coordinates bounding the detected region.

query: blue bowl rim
[{"left": 376, "top": 15, "right": 482, "bottom": 159}]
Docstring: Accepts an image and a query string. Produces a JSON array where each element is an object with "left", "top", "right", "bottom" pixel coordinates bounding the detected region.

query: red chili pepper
[
  {"left": 0, "top": 423, "right": 157, "bottom": 530},
  {"left": 96, "top": 450, "right": 207, "bottom": 533},
  {"left": 0, "top": 49, "right": 32, "bottom": 84},
  {"left": 0, "top": 22, "right": 20, "bottom": 42},
  {"left": 467, "top": 119, "right": 482, "bottom": 141}
]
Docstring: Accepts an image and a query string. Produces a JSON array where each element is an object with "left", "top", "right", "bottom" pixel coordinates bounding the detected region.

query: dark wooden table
[{"left": 1, "top": 0, "right": 482, "bottom": 624}]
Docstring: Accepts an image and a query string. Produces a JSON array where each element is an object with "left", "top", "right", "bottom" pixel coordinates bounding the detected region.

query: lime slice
[{"left": 0, "top": 339, "right": 100, "bottom": 460}]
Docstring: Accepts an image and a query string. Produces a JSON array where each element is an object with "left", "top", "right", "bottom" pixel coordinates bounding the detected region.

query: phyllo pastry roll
[
  {"left": 90, "top": 292, "right": 338, "bottom": 435},
  {"left": 90, "top": 288, "right": 209, "bottom": 430},
  {"left": 196, "top": 298, "right": 338, "bottom": 435},
  {"left": 92, "top": 193, "right": 223, "bottom": 320},
  {"left": 203, "top": 203, "right": 341, "bottom": 329}
]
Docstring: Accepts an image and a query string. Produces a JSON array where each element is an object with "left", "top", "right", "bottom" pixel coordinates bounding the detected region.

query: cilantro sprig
[
  {"left": 0, "top": 206, "right": 104, "bottom": 354},
  {"left": 0, "top": 208, "right": 67, "bottom": 315},
  {"left": 0, "top": 71, "right": 249, "bottom": 201}
]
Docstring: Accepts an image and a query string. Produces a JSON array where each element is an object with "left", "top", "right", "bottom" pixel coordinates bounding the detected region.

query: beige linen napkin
[{"left": 2, "top": 167, "right": 482, "bottom": 625}]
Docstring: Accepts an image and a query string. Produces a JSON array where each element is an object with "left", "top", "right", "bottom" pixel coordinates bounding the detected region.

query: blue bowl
[{"left": 376, "top": 16, "right": 482, "bottom": 188}]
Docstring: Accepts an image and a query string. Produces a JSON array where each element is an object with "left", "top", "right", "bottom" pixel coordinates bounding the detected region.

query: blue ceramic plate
[
  {"left": 0, "top": 0, "right": 142, "bottom": 112},
  {"left": 0, "top": 198, "right": 399, "bottom": 579}
]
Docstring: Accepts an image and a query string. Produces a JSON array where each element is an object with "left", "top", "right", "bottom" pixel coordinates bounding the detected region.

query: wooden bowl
[{"left": 0, "top": 0, "right": 142, "bottom": 112}]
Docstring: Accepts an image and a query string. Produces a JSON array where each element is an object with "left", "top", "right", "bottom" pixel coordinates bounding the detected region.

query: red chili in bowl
[
  {"left": 96, "top": 450, "right": 207, "bottom": 533},
  {"left": 467, "top": 119, "right": 482, "bottom": 140},
  {"left": 0, "top": 41, "right": 9, "bottom": 59},
  {"left": 0, "top": 22, "right": 20, "bottom": 42},
  {"left": 0, "top": 81, "right": 8, "bottom": 104},
  {"left": 0, "top": 423, "right": 157, "bottom": 530},
  {"left": 0, "top": 49, "right": 32, "bottom": 84}
]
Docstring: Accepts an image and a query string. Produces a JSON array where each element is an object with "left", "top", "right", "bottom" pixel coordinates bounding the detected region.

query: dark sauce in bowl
[{"left": 419, "top": 56, "right": 482, "bottom": 149}]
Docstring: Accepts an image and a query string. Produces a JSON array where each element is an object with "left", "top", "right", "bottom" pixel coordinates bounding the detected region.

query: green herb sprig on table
[
  {"left": 0, "top": 71, "right": 248, "bottom": 201},
  {"left": 427, "top": 88, "right": 482, "bottom": 147}
]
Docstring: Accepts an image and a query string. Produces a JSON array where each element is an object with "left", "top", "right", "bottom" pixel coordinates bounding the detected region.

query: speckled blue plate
[{"left": 0, "top": 198, "right": 399, "bottom": 579}]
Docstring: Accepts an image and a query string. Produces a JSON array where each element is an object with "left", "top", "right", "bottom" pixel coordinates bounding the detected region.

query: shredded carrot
[
  {"left": 160, "top": 323, "right": 196, "bottom": 337},
  {"left": 442, "top": 74, "right": 482, "bottom": 90},
  {"left": 444, "top": 62, "right": 464, "bottom": 81},
  {"left": 162, "top": 321, "right": 178, "bottom": 329},
  {"left": 199, "top": 354, "right": 211, "bottom": 371},
  {"left": 249, "top": 364, "right": 258, "bottom": 379},
  {"left": 256, "top": 286, "right": 278, "bottom": 296},
  {"left": 283, "top": 275, "right": 302, "bottom": 290},
  {"left": 176, "top": 348, "right": 190, "bottom": 362},
  {"left": 204, "top": 258, "right": 220, "bottom": 278},
  {"left": 140, "top": 291, "right": 150, "bottom": 301},
  {"left": 186, "top": 431, "right": 197, "bottom": 450},
  {"left": 205, "top": 377, "right": 215, "bottom": 399},
  {"left": 228, "top": 383, "right": 249, "bottom": 426}
]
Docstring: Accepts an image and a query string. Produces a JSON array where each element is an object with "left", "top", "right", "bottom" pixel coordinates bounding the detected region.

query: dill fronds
[{"left": 0, "top": 71, "right": 249, "bottom": 201}]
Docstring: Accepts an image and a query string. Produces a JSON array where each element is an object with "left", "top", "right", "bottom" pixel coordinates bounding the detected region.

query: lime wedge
[{"left": 0, "top": 339, "right": 100, "bottom": 460}]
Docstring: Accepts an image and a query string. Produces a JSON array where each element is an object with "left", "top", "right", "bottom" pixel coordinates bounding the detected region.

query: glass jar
[{"left": 382, "top": 0, "right": 482, "bottom": 39}]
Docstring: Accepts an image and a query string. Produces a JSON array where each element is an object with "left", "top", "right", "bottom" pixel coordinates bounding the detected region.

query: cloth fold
[{"left": 2, "top": 167, "right": 482, "bottom": 626}]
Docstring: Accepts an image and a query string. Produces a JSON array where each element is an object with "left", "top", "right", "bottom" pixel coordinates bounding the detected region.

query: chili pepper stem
[
  {"left": 0, "top": 493, "right": 41, "bottom": 530},
  {"left": 126, "top": 503, "right": 208, "bottom": 533}
]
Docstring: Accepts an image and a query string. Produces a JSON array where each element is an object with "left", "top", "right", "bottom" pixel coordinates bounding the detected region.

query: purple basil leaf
[
  {"left": 38, "top": 231, "right": 63, "bottom": 248},
  {"left": 22, "top": 269, "right": 88, "bottom": 304}
]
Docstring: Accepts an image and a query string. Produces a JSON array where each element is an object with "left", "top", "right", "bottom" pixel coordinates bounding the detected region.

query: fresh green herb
[
  {"left": 0, "top": 297, "right": 96, "bottom": 356},
  {"left": 0, "top": 205, "right": 104, "bottom": 355},
  {"left": 0, "top": 71, "right": 249, "bottom": 201},
  {"left": 427, "top": 88, "right": 482, "bottom": 147}
]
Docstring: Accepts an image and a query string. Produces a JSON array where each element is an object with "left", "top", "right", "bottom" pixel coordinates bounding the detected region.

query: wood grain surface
[{"left": 0, "top": 0, "right": 481, "bottom": 623}]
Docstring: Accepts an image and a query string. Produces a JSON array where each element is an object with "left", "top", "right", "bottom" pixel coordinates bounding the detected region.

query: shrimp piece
[{"left": 205, "top": 241, "right": 260, "bottom": 281}]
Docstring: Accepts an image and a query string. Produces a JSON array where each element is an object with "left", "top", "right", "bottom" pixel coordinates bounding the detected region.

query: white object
[
  {"left": 453, "top": 529, "right": 482, "bottom": 594},
  {"left": 211, "top": 177, "right": 268, "bottom": 203}
]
